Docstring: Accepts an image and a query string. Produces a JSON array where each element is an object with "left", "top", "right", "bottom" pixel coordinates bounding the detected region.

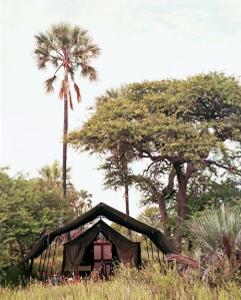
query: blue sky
[{"left": 1, "top": 0, "right": 241, "bottom": 216}]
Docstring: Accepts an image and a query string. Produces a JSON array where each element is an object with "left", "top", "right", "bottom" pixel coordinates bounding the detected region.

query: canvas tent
[
  {"left": 23, "top": 202, "right": 175, "bottom": 265},
  {"left": 62, "top": 220, "right": 141, "bottom": 273}
]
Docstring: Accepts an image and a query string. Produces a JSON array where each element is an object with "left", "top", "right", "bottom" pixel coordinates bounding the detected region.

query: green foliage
[
  {"left": 38, "top": 160, "right": 71, "bottom": 190},
  {"left": 189, "top": 205, "right": 241, "bottom": 257},
  {"left": 0, "top": 263, "right": 27, "bottom": 287},
  {"left": 186, "top": 174, "right": 241, "bottom": 213},
  {"left": 138, "top": 206, "right": 162, "bottom": 229},
  {"left": 70, "top": 72, "right": 241, "bottom": 168},
  {"left": 99, "top": 157, "right": 133, "bottom": 191},
  {"left": 71, "top": 189, "right": 92, "bottom": 217},
  {"left": 0, "top": 168, "right": 72, "bottom": 265}
]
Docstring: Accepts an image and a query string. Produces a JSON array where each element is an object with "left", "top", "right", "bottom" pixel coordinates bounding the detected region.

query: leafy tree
[
  {"left": 34, "top": 23, "right": 100, "bottom": 197},
  {"left": 0, "top": 169, "right": 72, "bottom": 265},
  {"left": 69, "top": 189, "right": 92, "bottom": 217},
  {"left": 186, "top": 173, "right": 241, "bottom": 214},
  {"left": 69, "top": 73, "right": 241, "bottom": 250},
  {"left": 0, "top": 165, "right": 92, "bottom": 266},
  {"left": 99, "top": 157, "right": 133, "bottom": 215},
  {"left": 138, "top": 206, "right": 162, "bottom": 229},
  {"left": 70, "top": 88, "right": 137, "bottom": 225},
  {"left": 133, "top": 164, "right": 176, "bottom": 235}
]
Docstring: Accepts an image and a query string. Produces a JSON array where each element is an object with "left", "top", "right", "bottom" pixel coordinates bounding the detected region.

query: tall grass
[{"left": 1, "top": 265, "right": 240, "bottom": 300}]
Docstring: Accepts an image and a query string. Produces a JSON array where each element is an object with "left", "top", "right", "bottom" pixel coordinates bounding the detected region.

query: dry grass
[{"left": 0, "top": 265, "right": 240, "bottom": 300}]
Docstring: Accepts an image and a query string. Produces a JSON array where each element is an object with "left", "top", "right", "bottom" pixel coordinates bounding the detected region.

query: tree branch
[{"left": 204, "top": 159, "right": 241, "bottom": 175}]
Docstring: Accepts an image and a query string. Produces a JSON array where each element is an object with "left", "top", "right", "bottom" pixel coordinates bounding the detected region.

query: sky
[{"left": 1, "top": 0, "right": 241, "bottom": 217}]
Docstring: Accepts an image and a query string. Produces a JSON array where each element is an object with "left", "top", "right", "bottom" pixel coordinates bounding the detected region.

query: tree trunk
[
  {"left": 124, "top": 182, "right": 130, "bottom": 216},
  {"left": 62, "top": 90, "right": 68, "bottom": 197},
  {"left": 158, "top": 194, "right": 168, "bottom": 235},
  {"left": 175, "top": 166, "right": 187, "bottom": 251},
  {"left": 122, "top": 157, "right": 132, "bottom": 239}
]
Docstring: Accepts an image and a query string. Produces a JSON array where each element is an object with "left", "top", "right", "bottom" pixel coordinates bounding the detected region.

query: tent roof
[
  {"left": 23, "top": 202, "right": 176, "bottom": 261},
  {"left": 65, "top": 219, "right": 139, "bottom": 247}
]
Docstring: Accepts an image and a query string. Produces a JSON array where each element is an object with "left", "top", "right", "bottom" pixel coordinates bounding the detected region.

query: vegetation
[
  {"left": 189, "top": 205, "right": 241, "bottom": 282},
  {"left": 0, "top": 164, "right": 91, "bottom": 268},
  {"left": 1, "top": 265, "right": 241, "bottom": 300},
  {"left": 34, "top": 23, "right": 100, "bottom": 196}
]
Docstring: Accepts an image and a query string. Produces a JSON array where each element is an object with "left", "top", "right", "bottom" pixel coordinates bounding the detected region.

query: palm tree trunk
[{"left": 62, "top": 90, "right": 68, "bottom": 197}]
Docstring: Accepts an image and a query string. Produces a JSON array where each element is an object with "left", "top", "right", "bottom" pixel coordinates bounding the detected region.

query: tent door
[{"left": 94, "top": 240, "right": 112, "bottom": 276}]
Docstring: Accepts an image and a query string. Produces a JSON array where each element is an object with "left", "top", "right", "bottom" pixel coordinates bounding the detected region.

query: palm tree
[
  {"left": 189, "top": 205, "right": 241, "bottom": 261},
  {"left": 34, "top": 23, "right": 101, "bottom": 196},
  {"left": 38, "top": 160, "right": 71, "bottom": 189}
]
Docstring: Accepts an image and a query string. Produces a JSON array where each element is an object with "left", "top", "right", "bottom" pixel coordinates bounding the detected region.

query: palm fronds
[
  {"left": 189, "top": 205, "right": 241, "bottom": 258},
  {"left": 44, "top": 76, "right": 57, "bottom": 93},
  {"left": 74, "top": 83, "right": 81, "bottom": 102},
  {"left": 69, "top": 90, "right": 73, "bottom": 110},
  {"left": 34, "top": 22, "right": 100, "bottom": 107},
  {"left": 59, "top": 80, "right": 65, "bottom": 99}
]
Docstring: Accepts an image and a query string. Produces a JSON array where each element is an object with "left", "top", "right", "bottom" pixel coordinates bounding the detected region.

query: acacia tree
[
  {"left": 34, "top": 23, "right": 100, "bottom": 196},
  {"left": 128, "top": 74, "right": 241, "bottom": 249},
  {"left": 69, "top": 73, "right": 241, "bottom": 250}
]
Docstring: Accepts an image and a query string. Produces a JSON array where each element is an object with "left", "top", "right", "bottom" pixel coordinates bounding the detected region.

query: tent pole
[
  {"left": 45, "top": 243, "right": 52, "bottom": 276},
  {"left": 28, "top": 258, "right": 34, "bottom": 281},
  {"left": 157, "top": 249, "right": 161, "bottom": 267},
  {"left": 40, "top": 246, "right": 49, "bottom": 281},
  {"left": 145, "top": 236, "right": 150, "bottom": 263},
  {"left": 38, "top": 252, "right": 44, "bottom": 277},
  {"left": 150, "top": 241, "right": 154, "bottom": 261},
  {"left": 50, "top": 238, "right": 58, "bottom": 275}
]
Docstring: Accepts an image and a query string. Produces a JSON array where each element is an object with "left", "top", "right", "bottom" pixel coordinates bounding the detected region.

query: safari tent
[
  {"left": 23, "top": 202, "right": 175, "bottom": 279},
  {"left": 62, "top": 220, "right": 141, "bottom": 276}
]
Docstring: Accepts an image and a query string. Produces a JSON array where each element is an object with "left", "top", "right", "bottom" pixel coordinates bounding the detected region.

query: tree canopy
[{"left": 69, "top": 72, "right": 241, "bottom": 248}]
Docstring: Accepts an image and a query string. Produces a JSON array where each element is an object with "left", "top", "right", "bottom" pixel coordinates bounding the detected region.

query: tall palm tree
[{"left": 34, "top": 23, "right": 101, "bottom": 196}]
